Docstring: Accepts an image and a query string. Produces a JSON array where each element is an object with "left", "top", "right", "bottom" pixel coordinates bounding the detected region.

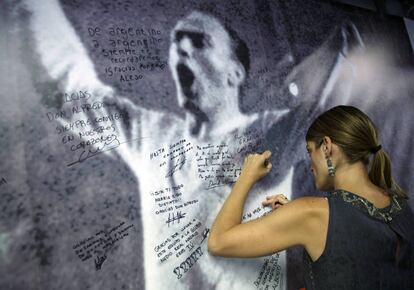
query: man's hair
[
  {"left": 194, "top": 8, "right": 250, "bottom": 76},
  {"left": 225, "top": 24, "right": 250, "bottom": 76}
]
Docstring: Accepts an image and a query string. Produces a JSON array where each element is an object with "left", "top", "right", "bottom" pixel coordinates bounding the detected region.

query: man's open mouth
[{"left": 176, "top": 63, "right": 196, "bottom": 99}]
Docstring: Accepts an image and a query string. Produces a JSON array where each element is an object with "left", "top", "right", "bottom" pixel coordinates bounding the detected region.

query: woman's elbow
[{"left": 207, "top": 236, "right": 222, "bottom": 256}]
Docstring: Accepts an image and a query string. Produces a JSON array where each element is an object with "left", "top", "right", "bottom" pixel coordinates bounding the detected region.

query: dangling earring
[{"left": 326, "top": 156, "right": 335, "bottom": 176}]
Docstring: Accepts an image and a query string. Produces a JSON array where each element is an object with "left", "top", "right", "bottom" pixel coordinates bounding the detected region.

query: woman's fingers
[
  {"left": 263, "top": 150, "right": 272, "bottom": 160},
  {"left": 261, "top": 198, "right": 287, "bottom": 206},
  {"left": 262, "top": 194, "right": 290, "bottom": 210},
  {"left": 266, "top": 162, "right": 272, "bottom": 171},
  {"left": 264, "top": 194, "right": 288, "bottom": 201},
  {"left": 240, "top": 150, "right": 273, "bottom": 184}
]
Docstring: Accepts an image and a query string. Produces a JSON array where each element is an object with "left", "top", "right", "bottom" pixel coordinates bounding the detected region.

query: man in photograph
[{"left": 22, "top": 1, "right": 367, "bottom": 289}]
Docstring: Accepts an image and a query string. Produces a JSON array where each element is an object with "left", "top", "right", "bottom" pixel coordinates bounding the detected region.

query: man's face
[{"left": 169, "top": 11, "right": 242, "bottom": 117}]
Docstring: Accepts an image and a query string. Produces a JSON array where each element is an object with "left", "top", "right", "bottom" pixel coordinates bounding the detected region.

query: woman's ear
[{"left": 322, "top": 136, "right": 333, "bottom": 156}]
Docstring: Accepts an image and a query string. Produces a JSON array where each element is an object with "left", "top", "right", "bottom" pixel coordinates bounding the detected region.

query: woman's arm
[{"left": 208, "top": 151, "right": 328, "bottom": 259}]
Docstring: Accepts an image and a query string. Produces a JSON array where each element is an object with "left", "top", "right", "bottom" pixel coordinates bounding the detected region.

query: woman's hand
[
  {"left": 239, "top": 150, "right": 272, "bottom": 185},
  {"left": 262, "top": 194, "right": 290, "bottom": 210}
]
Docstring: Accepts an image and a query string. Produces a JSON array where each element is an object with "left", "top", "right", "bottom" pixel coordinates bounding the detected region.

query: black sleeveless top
[{"left": 304, "top": 189, "right": 414, "bottom": 290}]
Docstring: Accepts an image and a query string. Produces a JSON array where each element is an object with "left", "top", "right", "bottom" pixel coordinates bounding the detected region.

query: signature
[
  {"left": 165, "top": 156, "right": 187, "bottom": 178},
  {"left": 67, "top": 136, "right": 144, "bottom": 167},
  {"left": 206, "top": 180, "right": 224, "bottom": 189},
  {"left": 199, "top": 228, "right": 210, "bottom": 245},
  {"left": 165, "top": 211, "right": 187, "bottom": 227},
  {"left": 206, "top": 178, "right": 236, "bottom": 190},
  {"left": 94, "top": 254, "right": 107, "bottom": 270}
]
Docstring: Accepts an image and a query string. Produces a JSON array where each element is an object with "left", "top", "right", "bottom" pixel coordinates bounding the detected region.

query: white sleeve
[{"left": 25, "top": 0, "right": 143, "bottom": 165}]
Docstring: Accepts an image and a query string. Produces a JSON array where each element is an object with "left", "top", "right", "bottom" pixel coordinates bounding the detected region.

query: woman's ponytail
[{"left": 369, "top": 149, "right": 407, "bottom": 198}]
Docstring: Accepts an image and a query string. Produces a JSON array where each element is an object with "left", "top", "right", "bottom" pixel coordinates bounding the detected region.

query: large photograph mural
[{"left": 1, "top": 0, "right": 413, "bottom": 289}]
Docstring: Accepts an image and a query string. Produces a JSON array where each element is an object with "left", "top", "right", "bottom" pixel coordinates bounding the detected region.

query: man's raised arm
[{"left": 25, "top": 0, "right": 143, "bottom": 166}]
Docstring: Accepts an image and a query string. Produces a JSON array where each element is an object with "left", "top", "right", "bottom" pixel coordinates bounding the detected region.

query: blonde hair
[{"left": 306, "top": 105, "right": 407, "bottom": 199}]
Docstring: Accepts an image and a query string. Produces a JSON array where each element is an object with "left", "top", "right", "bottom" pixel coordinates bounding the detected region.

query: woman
[{"left": 208, "top": 105, "right": 414, "bottom": 289}]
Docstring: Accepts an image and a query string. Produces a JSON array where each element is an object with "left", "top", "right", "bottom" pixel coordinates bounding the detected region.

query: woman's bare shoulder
[
  {"left": 279, "top": 196, "right": 329, "bottom": 225},
  {"left": 287, "top": 196, "right": 329, "bottom": 211},
  {"left": 280, "top": 196, "right": 329, "bottom": 257}
]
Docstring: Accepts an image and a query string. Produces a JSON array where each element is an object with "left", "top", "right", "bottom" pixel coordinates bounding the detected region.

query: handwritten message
[
  {"left": 149, "top": 139, "right": 194, "bottom": 178},
  {"left": 151, "top": 184, "right": 184, "bottom": 216},
  {"left": 87, "top": 26, "right": 167, "bottom": 83},
  {"left": 150, "top": 184, "right": 199, "bottom": 227},
  {"left": 153, "top": 217, "right": 209, "bottom": 280},
  {"left": 44, "top": 90, "right": 132, "bottom": 166},
  {"left": 195, "top": 143, "right": 242, "bottom": 189},
  {"left": 241, "top": 206, "right": 272, "bottom": 221},
  {"left": 254, "top": 253, "right": 283, "bottom": 290},
  {"left": 234, "top": 128, "right": 265, "bottom": 154},
  {"left": 72, "top": 221, "right": 134, "bottom": 270}
]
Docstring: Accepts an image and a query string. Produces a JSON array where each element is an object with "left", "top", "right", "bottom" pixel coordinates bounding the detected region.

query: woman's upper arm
[{"left": 208, "top": 197, "right": 328, "bottom": 258}]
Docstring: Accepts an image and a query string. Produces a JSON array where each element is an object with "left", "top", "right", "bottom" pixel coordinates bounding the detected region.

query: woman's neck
[
  {"left": 334, "top": 162, "right": 369, "bottom": 191},
  {"left": 333, "top": 162, "right": 390, "bottom": 207}
]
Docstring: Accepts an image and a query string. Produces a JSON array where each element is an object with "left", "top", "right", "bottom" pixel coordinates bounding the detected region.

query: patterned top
[
  {"left": 304, "top": 189, "right": 414, "bottom": 290},
  {"left": 329, "top": 189, "right": 403, "bottom": 222}
]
